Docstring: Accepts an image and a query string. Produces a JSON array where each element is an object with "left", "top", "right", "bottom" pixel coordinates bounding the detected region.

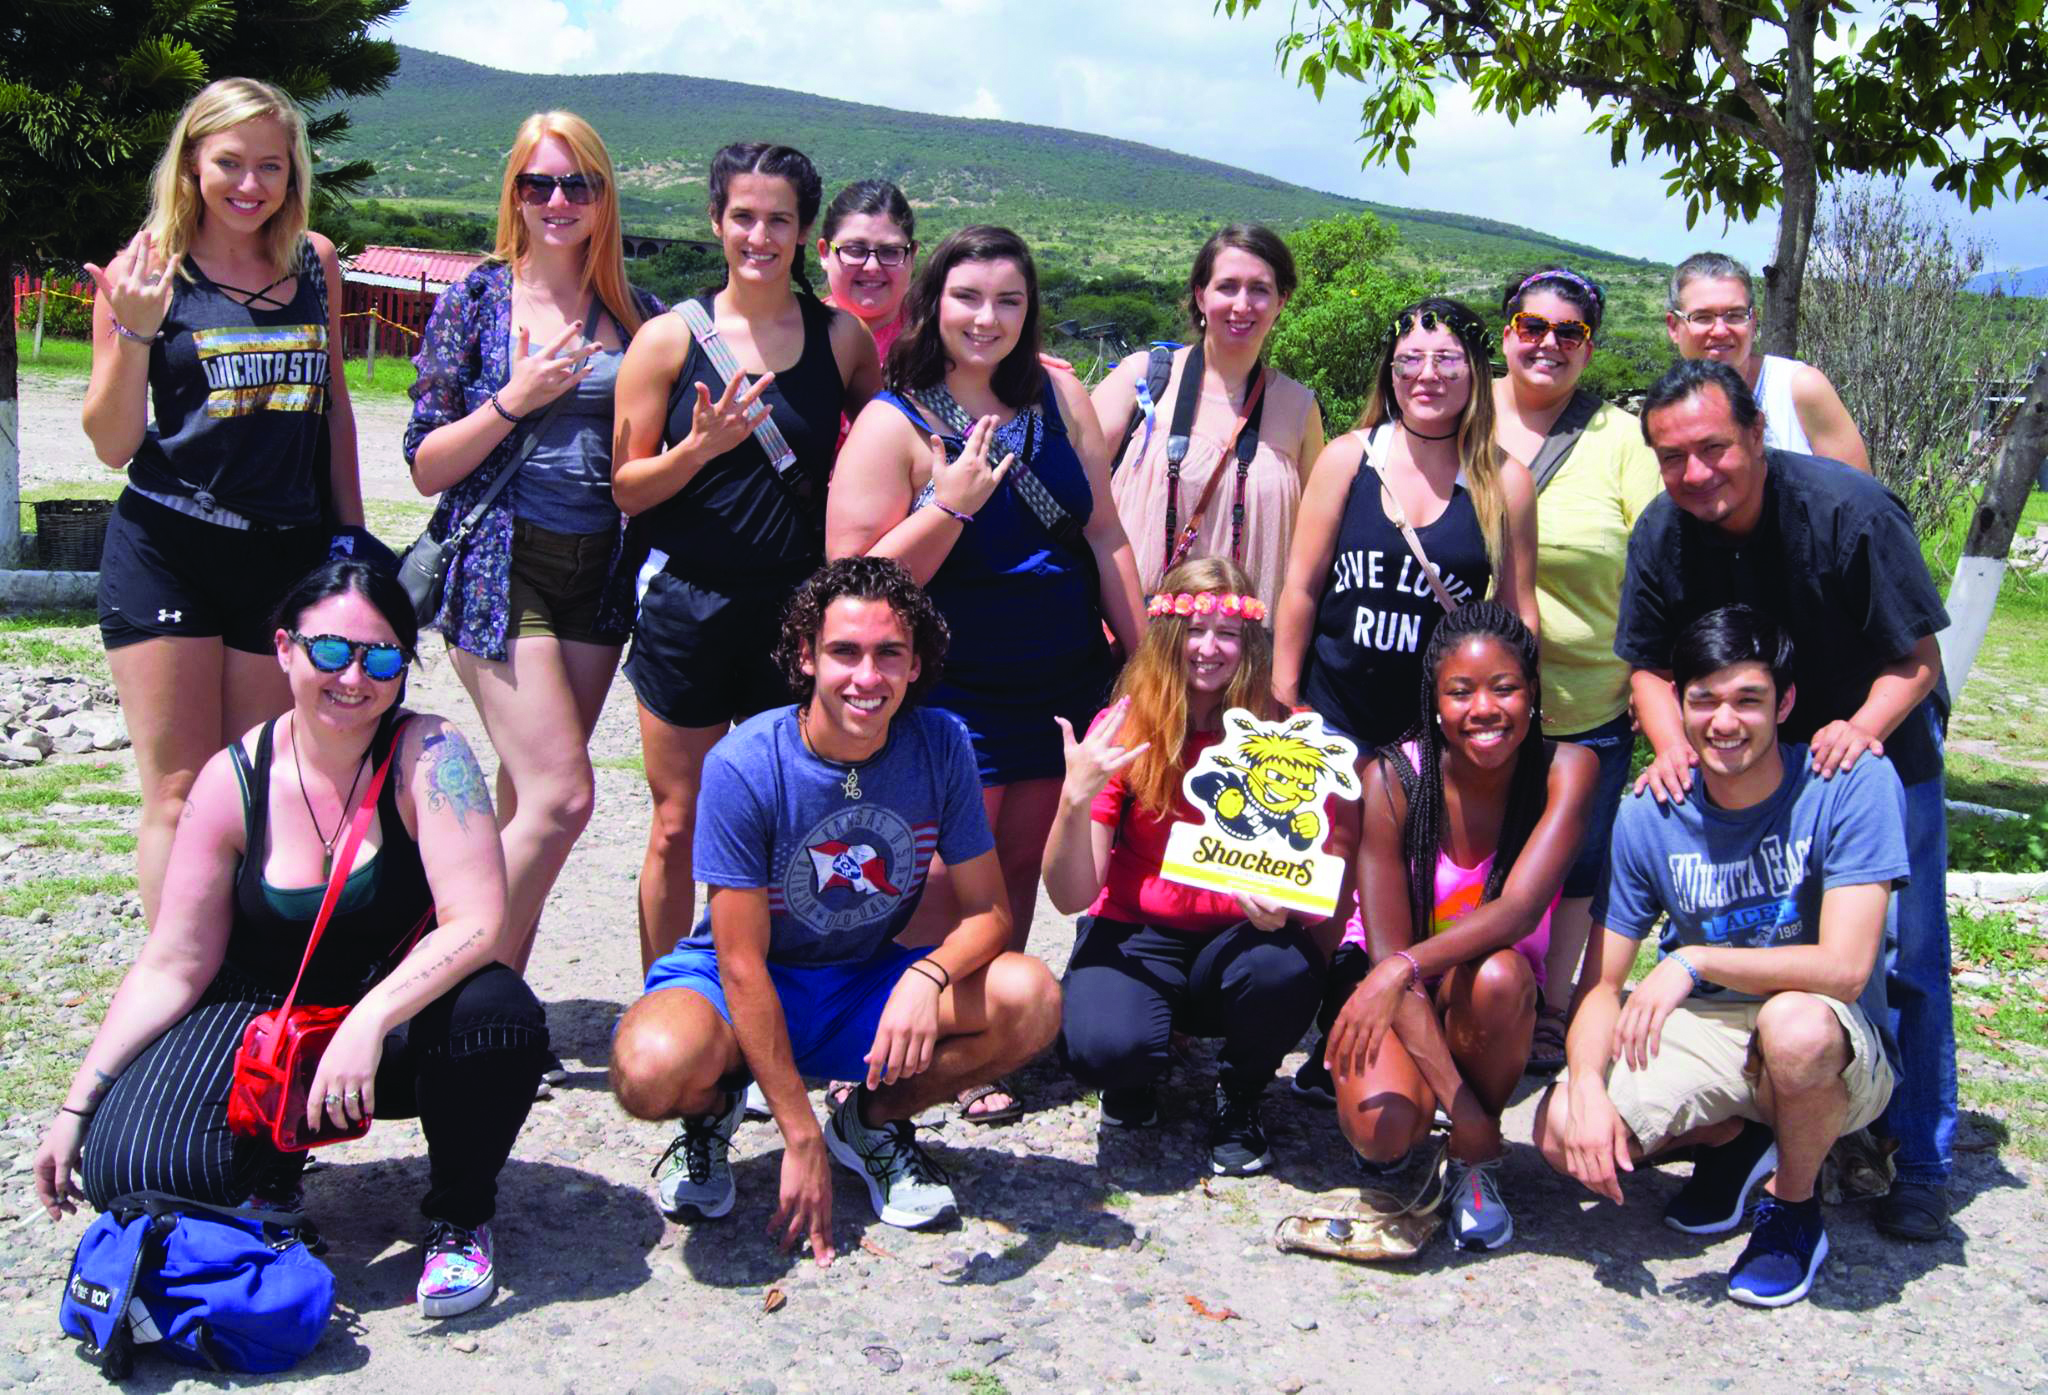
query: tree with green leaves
[
  {"left": 1266, "top": 212, "right": 1434, "bottom": 428},
  {"left": 1221, "top": 0, "right": 2048, "bottom": 357},
  {"left": 0, "top": 0, "right": 402, "bottom": 563}
]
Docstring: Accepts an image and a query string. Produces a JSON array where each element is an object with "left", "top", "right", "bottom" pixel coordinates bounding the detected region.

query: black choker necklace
[{"left": 1402, "top": 421, "right": 1459, "bottom": 442}]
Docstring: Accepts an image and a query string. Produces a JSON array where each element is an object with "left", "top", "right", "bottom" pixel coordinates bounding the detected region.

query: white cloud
[{"left": 382, "top": 0, "right": 2046, "bottom": 271}]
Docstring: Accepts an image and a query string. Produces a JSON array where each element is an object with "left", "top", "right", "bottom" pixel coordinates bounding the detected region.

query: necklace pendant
[
  {"left": 843, "top": 768, "right": 862, "bottom": 801},
  {"left": 321, "top": 848, "right": 334, "bottom": 880}
]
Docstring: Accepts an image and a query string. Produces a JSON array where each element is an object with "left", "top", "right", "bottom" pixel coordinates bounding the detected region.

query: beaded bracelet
[
  {"left": 487, "top": 391, "right": 523, "bottom": 424},
  {"left": 1395, "top": 949, "right": 1423, "bottom": 987},
  {"left": 109, "top": 314, "right": 157, "bottom": 346},
  {"left": 1671, "top": 950, "right": 1703, "bottom": 989},
  {"left": 931, "top": 500, "right": 974, "bottom": 525}
]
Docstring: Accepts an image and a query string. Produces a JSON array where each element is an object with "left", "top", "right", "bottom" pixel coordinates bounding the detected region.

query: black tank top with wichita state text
[
  {"left": 126, "top": 240, "right": 331, "bottom": 526},
  {"left": 1300, "top": 430, "right": 1491, "bottom": 750}
]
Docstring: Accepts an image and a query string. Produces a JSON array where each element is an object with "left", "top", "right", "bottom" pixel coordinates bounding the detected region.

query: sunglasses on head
[
  {"left": 513, "top": 173, "right": 603, "bottom": 206},
  {"left": 1395, "top": 307, "right": 1481, "bottom": 340},
  {"left": 292, "top": 632, "right": 408, "bottom": 682},
  {"left": 1507, "top": 311, "right": 1591, "bottom": 349}
]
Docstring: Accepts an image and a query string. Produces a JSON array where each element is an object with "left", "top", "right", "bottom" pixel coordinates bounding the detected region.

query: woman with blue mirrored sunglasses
[{"left": 290, "top": 631, "right": 410, "bottom": 682}]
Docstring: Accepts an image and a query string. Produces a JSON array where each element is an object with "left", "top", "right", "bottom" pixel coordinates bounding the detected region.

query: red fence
[{"left": 12, "top": 272, "right": 93, "bottom": 322}]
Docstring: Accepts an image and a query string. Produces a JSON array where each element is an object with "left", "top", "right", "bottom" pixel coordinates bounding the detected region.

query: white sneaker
[
  {"left": 653, "top": 1090, "right": 743, "bottom": 1221},
  {"left": 742, "top": 1081, "right": 772, "bottom": 1120},
  {"left": 824, "top": 1088, "right": 957, "bottom": 1229}
]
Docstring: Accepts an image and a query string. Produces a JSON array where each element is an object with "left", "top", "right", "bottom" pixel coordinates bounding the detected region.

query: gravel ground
[{"left": 0, "top": 372, "right": 2044, "bottom": 1393}]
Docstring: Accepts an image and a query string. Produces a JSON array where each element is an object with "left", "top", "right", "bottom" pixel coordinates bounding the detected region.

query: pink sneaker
[{"left": 417, "top": 1221, "right": 496, "bottom": 1318}]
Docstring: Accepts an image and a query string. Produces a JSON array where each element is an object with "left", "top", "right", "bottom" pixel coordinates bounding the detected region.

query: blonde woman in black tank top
[
  {"left": 613, "top": 143, "right": 881, "bottom": 972},
  {"left": 81, "top": 78, "right": 364, "bottom": 929}
]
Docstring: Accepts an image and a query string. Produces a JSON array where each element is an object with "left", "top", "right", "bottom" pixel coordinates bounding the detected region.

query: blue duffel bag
[{"left": 58, "top": 1192, "right": 334, "bottom": 1378}]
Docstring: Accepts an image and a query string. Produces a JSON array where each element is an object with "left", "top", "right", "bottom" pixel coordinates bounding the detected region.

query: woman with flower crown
[{"left": 1042, "top": 556, "right": 1352, "bottom": 1177}]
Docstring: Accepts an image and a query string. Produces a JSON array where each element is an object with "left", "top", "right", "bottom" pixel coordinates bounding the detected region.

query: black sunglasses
[
  {"left": 514, "top": 173, "right": 603, "bottom": 206},
  {"left": 292, "top": 632, "right": 409, "bottom": 681}
]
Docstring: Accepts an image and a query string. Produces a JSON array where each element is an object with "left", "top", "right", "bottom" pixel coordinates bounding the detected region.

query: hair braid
[{"left": 1394, "top": 601, "right": 1550, "bottom": 938}]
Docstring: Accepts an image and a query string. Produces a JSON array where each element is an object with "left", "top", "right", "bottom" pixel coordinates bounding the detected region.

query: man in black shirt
[{"left": 1614, "top": 358, "right": 1956, "bottom": 1242}]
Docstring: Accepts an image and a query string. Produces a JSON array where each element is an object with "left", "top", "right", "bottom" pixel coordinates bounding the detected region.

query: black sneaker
[
  {"left": 1874, "top": 1181, "right": 1951, "bottom": 1242},
  {"left": 1664, "top": 1119, "right": 1778, "bottom": 1234},
  {"left": 1209, "top": 1084, "right": 1273, "bottom": 1176},
  {"left": 1290, "top": 1047, "right": 1336, "bottom": 1108},
  {"left": 1727, "top": 1194, "right": 1828, "bottom": 1307},
  {"left": 1100, "top": 1086, "right": 1159, "bottom": 1128}
]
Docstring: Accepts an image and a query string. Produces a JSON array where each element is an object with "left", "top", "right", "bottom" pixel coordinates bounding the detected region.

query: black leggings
[
  {"left": 82, "top": 965, "right": 547, "bottom": 1230},
  {"left": 1057, "top": 917, "right": 1324, "bottom": 1096}
]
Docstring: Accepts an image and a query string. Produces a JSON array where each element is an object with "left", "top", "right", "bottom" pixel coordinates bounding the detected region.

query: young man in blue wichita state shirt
[
  {"left": 1534, "top": 606, "right": 1905, "bottom": 1308},
  {"left": 611, "top": 559, "right": 1061, "bottom": 1261}
]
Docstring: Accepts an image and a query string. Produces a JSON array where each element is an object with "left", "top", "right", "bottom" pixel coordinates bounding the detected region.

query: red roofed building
[{"left": 339, "top": 245, "right": 490, "bottom": 358}]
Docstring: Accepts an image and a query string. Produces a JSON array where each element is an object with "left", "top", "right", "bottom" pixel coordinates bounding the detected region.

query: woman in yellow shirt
[{"left": 1490, "top": 267, "right": 1662, "bottom": 1073}]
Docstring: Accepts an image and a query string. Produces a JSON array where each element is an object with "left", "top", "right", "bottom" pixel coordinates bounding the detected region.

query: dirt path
[{"left": 1, "top": 374, "right": 2044, "bottom": 1394}]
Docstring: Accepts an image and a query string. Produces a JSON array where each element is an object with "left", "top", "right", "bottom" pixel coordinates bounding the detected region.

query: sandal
[
  {"left": 1525, "top": 1003, "right": 1567, "bottom": 1076},
  {"left": 957, "top": 1078, "right": 1026, "bottom": 1126}
]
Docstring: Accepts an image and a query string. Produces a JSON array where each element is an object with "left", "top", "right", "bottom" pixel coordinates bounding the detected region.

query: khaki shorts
[
  {"left": 506, "top": 518, "right": 616, "bottom": 644},
  {"left": 1604, "top": 995, "right": 1894, "bottom": 1153}
]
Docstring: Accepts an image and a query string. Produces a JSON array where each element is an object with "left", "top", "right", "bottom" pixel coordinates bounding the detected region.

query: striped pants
[{"left": 82, "top": 964, "right": 547, "bottom": 1229}]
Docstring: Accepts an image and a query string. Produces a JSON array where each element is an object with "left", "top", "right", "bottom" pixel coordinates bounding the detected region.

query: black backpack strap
[
  {"left": 1111, "top": 343, "right": 1178, "bottom": 473},
  {"left": 1526, "top": 389, "right": 1603, "bottom": 495}
]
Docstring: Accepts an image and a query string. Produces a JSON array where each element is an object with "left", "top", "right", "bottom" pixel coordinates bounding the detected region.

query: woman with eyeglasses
[
  {"left": 613, "top": 143, "right": 882, "bottom": 972},
  {"left": 34, "top": 560, "right": 547, "bottom": 1320},
  {"left": 1273, "top": 296, "right": 1537, "bottom": 1105},
  {"left": 81, "top": 78, "right": 366, "bottom": 930},
  {"left": 1490, "top": 266, "right": 1663, "bottom": 1075},
  {"left": 1664, "top": 251, "right": 1869, "bottom": 470},
  {"left": 406, "top": 113, "right": 662, "bottom": 1025},
  {"left": 1091, "top": 223, "right": 1324, "bottom": 613},
  {"left": 818, "top": 180, "right": 918, "bottom": 364}
]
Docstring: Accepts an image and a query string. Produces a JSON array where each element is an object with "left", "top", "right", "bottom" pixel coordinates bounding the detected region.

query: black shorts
[
  {"left": 98, "top": 489, "right": 329, "bottom": 654},
  {"left": 623, "top": 559, "right": 797, "bottom": 730}
]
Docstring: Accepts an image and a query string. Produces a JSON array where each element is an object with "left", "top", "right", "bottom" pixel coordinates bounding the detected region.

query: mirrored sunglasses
[{"left": 293, "top": 632, "right": 408, "bottom": 681}]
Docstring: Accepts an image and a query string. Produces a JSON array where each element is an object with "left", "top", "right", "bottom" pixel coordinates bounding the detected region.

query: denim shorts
[
  {"left": 641, "top": 940, "right": 933, "bottom": 1081},
  {"left": 1551, "top": 711, "right": 1637, "bottom": 901}
]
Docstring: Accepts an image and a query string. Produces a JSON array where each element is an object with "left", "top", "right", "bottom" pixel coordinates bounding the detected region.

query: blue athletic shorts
[{"left": 641, "top": 940, "right": 934, "bottom": 1082}]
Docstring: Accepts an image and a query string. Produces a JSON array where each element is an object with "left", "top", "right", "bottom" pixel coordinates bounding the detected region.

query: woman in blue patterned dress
[{"left": 405, "top": 112, "right": 660, "bottom": 1010}]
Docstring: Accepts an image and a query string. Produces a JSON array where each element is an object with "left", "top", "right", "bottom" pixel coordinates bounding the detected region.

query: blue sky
[{"left": 384, "top": 0, "right": 2047, "bottom": 274}]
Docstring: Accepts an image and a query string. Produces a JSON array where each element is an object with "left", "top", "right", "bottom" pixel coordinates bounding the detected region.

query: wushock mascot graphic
[{"left": 1162, "top": 710, "right": 1360, "bottom": 915}]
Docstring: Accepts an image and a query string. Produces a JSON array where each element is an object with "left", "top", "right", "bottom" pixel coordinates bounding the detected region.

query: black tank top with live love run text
[
  {"left": 1300, "top": 431, "right": 1490, "bottom": 750},
  {"left": 127, "top": 240, "right": 332, "bottom": 526}
]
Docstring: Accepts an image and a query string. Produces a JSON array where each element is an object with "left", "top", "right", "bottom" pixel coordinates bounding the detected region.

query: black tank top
[
  {"left": 1301, "top": 431, "right": 1491, "bottom": 749},
  {"left": 127, "top": 240, "right": 331, "bottom": 526},
  {"left": 223, "top": 710, "right": 434, "bottom": 1008},
  {"left": 640, "top": 292, "right": 844, "bottom": 582}
]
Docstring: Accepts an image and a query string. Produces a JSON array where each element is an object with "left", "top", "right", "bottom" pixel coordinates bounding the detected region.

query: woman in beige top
[{"left": 1092, "top": 224, "right": 1323, "bottom": 612}]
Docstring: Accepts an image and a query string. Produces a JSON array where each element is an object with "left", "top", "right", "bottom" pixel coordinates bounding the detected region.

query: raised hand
[
  {"left": 84, "top": 230, "right": 182, "bottom": 342},
  {"left": 927, "top": 415, "right": 1015, "bottom": 518},
  {"left": 498, "top": 320, "right": 603, "bottom": 417},
  {"left": 1053, "top": 696, "right": 1151, "bottom": 808},
  {"left": 683, "top": 370, "right": 776, "bottom": 460}
]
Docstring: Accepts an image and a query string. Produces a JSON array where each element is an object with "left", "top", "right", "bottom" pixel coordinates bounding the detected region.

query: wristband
[
  {"left": 59, "top": 1104, "right": 95, "bottom": 1119},
  {"left": 487, "top": 391, "right": 523, "bottom": 424},
  {"left": 916, "top": 957, "right": 952, "bottom": 988},
  {"left": 1670, "top": 950, "right": 1703, "bottom": 989},
  {"left": 931, "top": 500, "right": 974, "bottom": 525},
  {"left": 110, "top": 314, "right": 158, "bottom": 346},
  {"left": 907, "top": 962, "right": 948, "bottom": 993}
]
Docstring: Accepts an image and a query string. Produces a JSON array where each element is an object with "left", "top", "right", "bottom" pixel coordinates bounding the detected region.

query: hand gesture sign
[
  {"left": 499, "top": 321, "right": 603, "bottom": 417},
  {"left": 927, "top": 415, "right": 1015, "bottom": 518},
  {"left": 684, "top": 370, "right": 776, "bottom": 460},
  {"left": 1053, "top": 697, "right": 1151, "bottom": 808},
  {"left": 85, "top": 231, "right": 182, "bottom": 343}
]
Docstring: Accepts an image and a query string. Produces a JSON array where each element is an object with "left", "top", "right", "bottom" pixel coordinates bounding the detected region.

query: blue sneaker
[
  {"left": 1727, "top": 1195, "right": 1829, "bottom": 1307},
  {"left": 1665, "top": 1119, "right": 1778, "bottom": 1234}
]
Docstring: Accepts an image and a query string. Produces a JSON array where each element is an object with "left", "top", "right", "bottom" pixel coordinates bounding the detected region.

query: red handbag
[{"left": 227, "top": 723, "right": 420, "bottom": 1152}]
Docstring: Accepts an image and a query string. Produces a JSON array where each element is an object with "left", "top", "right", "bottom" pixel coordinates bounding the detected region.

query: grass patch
[
  {"left": 13, "top": 331, "right": 92, "bottom": 378},
  {"left": 1951, "top": 808, "right": 2048, "bottom": 874},
  {"left": 0, "top": 633, "right": 103, "bottom": 672},
  {"left": 363, "top": 496, "right": 435, "bottom": 555},
  {"left": 0, "top": 762, "right": 127, "bottom": 813},
  {"left": 593, "top": 752, "right": 645, "bottom": 775},
  {"left": 1947, "top": 751, "right": 2048, "bottom": 813},
  {"left": 1953, "top": 910, "right": 2046, "bottom": 974},
  {"left": 1958, "top": 1078, "right": 2048, "bottom": 1163},
  {"left": 947, "top": 1371, "right": 1010, "bottom": 1395},
  {"left": 0, "top": 932, "right": 126, "bottom": 1116},
  {"left": 343, "top": 355, "right": 419, "bottom": 401},
  {"left": 1102, "top": 1190, "right": 1132, "bottom": 1209},
  {"left": 100, "top": 832, "right": 137, "bottom": 855},
  {"left": 0, "top": 872, "right": 136, "bottom": 919}
]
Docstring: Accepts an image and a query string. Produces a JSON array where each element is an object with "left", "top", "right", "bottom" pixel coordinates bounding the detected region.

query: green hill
[{"left": 333, "top": 46, "right": 1653, "bottom": 283}]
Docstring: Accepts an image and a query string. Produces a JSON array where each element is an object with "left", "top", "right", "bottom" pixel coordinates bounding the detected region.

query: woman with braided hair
[{"left": 1324, "top": 601, "right": 1595, "bottom": 1252}]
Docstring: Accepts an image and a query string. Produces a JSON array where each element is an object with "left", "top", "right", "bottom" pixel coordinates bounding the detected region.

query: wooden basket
[{"left": 34, "top": 499, "right": 115, "bottom": 572}]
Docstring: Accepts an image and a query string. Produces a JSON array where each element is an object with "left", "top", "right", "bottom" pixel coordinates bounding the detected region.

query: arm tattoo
[
  {"left": 419, "top": 728, "right": 493, "bottom": 832},
  {"left": 83, "top": 1066, "right": 116, "bottom": 1107},
  {"left": 384, "top": 924, "right": 488, "bottom": 1000}
]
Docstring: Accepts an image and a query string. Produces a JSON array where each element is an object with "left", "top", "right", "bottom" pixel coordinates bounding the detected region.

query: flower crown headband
[{"left": 1147, "top": 590, "right": 1267, "bottom": 622}]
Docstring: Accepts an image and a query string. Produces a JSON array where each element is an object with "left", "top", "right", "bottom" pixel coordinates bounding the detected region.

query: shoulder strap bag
[
  {"left": 1359, "top": 426, "right": 1460, "bottom": 613},
  {"left": 1525, "top": 388, "right": 1603, "bottom": 496},
  {"left": 1160, "top": 342, "right": 1267, "bottom": 581},
  {"left": 395, "top": 291, "right": 598, "bottom": 625},
  {"left": 915, "top": 383, "right": 1093, "bottom": 558},
  {"left": 226, "top": 718, "right": 430, "bottom": 1153},
  {"left": 673, "top": 296, "right": 824, "bottom": 521}
]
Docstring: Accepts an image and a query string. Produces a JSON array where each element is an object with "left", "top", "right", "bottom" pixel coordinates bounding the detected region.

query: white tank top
[{"left": 1753, "top": 354, "right": 1812, "bottom": 454}]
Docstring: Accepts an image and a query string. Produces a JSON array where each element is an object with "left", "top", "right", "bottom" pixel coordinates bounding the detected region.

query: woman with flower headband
[
  {"left": 1490, "top": 265, "right": 1662, "bottom": 1074},
  {"left": 1273, "top": 295, "right": 1538, "bottom": 1106},
  {"left": 1045, "top": 557, "right": 1349, "bottom": 1176}
]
